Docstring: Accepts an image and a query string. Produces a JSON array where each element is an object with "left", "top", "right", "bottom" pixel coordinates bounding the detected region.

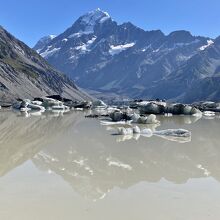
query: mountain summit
[{"left": 34, "top": 9, "right": 220, "bottom": 102}]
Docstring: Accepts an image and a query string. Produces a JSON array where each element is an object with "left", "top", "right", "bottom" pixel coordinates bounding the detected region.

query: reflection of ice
[
  {"left": 2, "top": 111, "right": 220, "bottom": 202},
  {"left": 154, "top": 135, "right": 191, "bottom": 143},
  {"left": 203, "top": 116, "right": 215, "bottom": 120},
  {"left": 0, "top": 111, "right": 82, "bottom": 177},
  {"left": 116, "top": 134, "right": 134, "bottom": 142},
  {"left": 182, "top": 115, "right": 202, "bottom": 124},
  {"left": 159, "top": 115, "right": 202, "bottom": 125}
]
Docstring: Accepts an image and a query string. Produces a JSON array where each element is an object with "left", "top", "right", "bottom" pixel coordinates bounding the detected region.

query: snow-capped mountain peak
[
  {"left": 33, "top": 9, "right": 220, "bottom": 103},
  {"left": 80, "top": 8, "right": 111, "bottom": 25}
]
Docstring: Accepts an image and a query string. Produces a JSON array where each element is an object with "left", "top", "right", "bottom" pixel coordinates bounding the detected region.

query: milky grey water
[{"left": 0, "top": 110, "right": 220, "bottom": 220}]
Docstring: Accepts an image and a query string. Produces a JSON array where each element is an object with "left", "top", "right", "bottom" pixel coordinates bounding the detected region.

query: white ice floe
[
  {"left": 101, "top": 120, "right": 132, "bottom": 125},
  {"left": 115, "top": 127, "right": 191, "bottom": 143},
  {"left": 153, "top": 129, "right": 191, "bottom": 137},
  {"left": 203, "top": 111, "right": 215, "bottom": 117},
  {"left": 117, "top": 127, "right": 133, "bottom": 135},
  {"left": 109, "top": 42, "right": 135, "bottom": 55}
]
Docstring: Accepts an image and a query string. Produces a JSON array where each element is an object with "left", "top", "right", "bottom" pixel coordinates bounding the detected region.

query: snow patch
[
  {"left": 109, "top": 42, "right": 135, "bottom": 55},
  {"left": 75, "top": 37, "right": 97, "bottom": 52},
  {"left": 199, "top": 40, "right": 214, "bottom": 51},
  {"left": 68, "top": 30, "right": 93, "bottom": 38},
  {"left": 49, "top": 35, "right": 56, "bottom": 40},
  {"left": 40, "top": 46, "right": 61, "bottom": 58}
]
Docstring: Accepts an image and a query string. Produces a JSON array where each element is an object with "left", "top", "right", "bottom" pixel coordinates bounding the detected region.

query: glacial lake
[{"left": 0, "top": 110, "right": 220, "bottom": 220}]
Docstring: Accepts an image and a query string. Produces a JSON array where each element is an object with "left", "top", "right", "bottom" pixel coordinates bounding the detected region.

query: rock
[
  {"left": 72, "top": 101, "right": 92, "bottom": 109},
  {"left": 109, "top": 111, "right": 132, "bottom": 122},
  {"left": 137, "top": 116, "right": 148, "bottom": 124},
  {"left": 92, "top": 100, "right": 107, "bottom": 108},
  {"left": 28, "top": 103, "right": 45, "bottom": 111},
  {"left": 110, "top": 111, "right": 124, "bottom": 122},
  {"left": 183, "top": 105, "right": 193, "bottom": 115},
  {"left": 168, "top": 103, "right": 185, "bottom": 115},
  {"left": 20, "top": 99, "right": 31, "bottom": 108},
  {"left": 131, "top": 113, "right": 140, "bottom": 123},
  {"left": 140, "top": 102, "right": 165, "bottom": 114},
  {"left": 193, "top": 101, "right": 220, "bottom": 112}
]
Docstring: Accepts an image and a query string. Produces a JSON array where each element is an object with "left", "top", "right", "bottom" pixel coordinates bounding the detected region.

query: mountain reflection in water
[{"left": 0, "top": 111, "right": 220, "bottom": 200}]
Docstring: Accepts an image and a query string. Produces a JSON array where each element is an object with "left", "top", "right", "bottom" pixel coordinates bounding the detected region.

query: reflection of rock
[
  {"left": 31, "top": 116, "right": 220, "bottom": 201},
  {"left": 159, "top": 115, "right": 202, "bottom": 125},
  {"left": 0, "top": 111, "right": 82, "bottom": 176}
]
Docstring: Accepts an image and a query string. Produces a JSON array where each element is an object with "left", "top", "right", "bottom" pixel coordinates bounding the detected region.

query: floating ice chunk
[
  {"left": 117, "top": 127, "right": 133, "bottom": 135},
  {"left": 154, "top": 129, "right": 191, "bottom": 137},
  {"left": 203, "top": 111, "right": 215, "bottom": 117},
  {"left": 141, "top": 128, "right": 153, "bottom": 137},
  {"left": 101, "top": 120, "right": 132, "bottom": 125}
]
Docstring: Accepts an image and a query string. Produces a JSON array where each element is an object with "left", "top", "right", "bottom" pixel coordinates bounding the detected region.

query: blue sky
[{"left": 1, "top": 0, "right": 219, "bottom": 47}]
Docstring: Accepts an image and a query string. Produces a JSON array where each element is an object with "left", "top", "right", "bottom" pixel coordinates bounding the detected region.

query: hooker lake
[{"left": 0, "top": 110, "right": 220, "bottom": 220}]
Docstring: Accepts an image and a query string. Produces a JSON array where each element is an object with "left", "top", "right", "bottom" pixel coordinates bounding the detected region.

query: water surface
[{"left": 0, "top": 111, "right": 220, "bottom": 220}]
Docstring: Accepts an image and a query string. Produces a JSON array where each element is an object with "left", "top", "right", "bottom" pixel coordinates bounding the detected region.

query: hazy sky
[{"left": 1, "top": 0, "right": 219, "bottom": 47}]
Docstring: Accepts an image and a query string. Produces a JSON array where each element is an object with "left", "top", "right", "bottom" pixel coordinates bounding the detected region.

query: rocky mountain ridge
[
  {"left": 0, "top": 26, "right": 91, "bottom": 102},
  {"left": 34, "top": 8, "right": 220, "bottom": 102}
]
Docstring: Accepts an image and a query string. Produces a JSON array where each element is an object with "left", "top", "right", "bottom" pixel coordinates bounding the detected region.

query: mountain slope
[
  {"left": 142, "top": 37, "right": 220, "bottom": 102},
  {"left": 34, "top": 9, "right": 218, "bottom": 102},
  {"left": 33, "top": 35, "right": 56, "bottom": 53},
  {"left": 0, "top": 26, "right": 90, "bottom": 102}
]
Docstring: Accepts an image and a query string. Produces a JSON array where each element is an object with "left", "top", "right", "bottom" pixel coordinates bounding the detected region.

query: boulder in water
[{"left": 140, "top": 102, "right": 165, "bottom": 114}]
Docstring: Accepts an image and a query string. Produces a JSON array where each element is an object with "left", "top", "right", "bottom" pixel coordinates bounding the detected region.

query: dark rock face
[
  {"left": 0, "top": 26, "right": 91, "bottom": 102},
  {"left": 34, "top": 9, "right": 220, "bottom": 102}
]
